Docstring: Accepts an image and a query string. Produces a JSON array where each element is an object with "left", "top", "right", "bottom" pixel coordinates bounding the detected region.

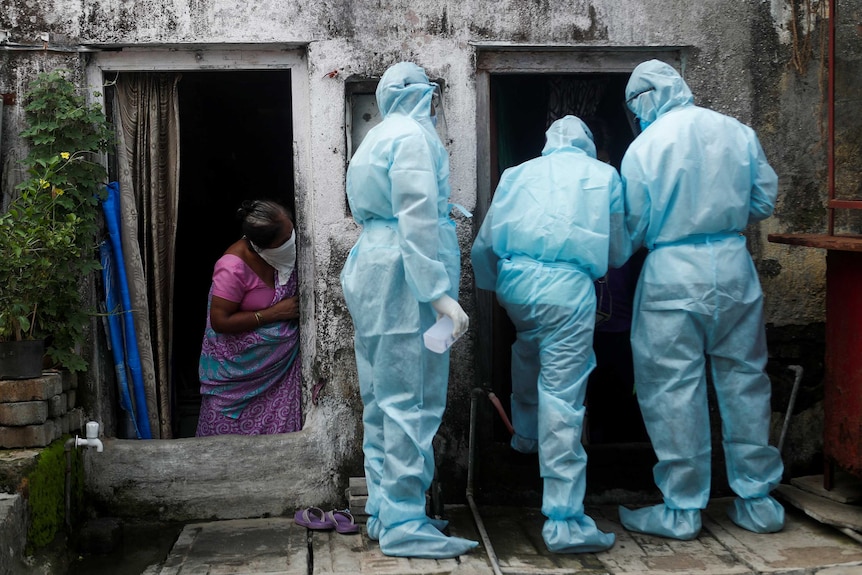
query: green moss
[{"left": 25, "top": 436, "right": 83, "bottom": 552}]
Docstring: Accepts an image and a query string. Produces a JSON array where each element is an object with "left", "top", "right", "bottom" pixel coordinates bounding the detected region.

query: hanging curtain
[
  {"left": 545, "top": 76, "right": 607, "bottom": 127},
  {"left": 113, "top": 73, "right": 181, "bottom": 439}
]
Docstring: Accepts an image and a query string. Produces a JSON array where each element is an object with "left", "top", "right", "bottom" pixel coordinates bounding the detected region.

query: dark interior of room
[
  {"left": 172, "top": 70, "right": 295, "bottom": 438},
  {"left": 477, "top": 73, "right": 655, "bottom": 504}
]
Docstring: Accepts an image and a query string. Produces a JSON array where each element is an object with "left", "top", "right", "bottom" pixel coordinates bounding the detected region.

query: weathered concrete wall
[{"left": 0, "top": 0, "right": 850, "bottom": 520}]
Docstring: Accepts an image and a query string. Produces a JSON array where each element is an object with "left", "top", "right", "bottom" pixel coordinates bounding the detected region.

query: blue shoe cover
[
  {"left": 379, "top": 519, "right": 479, "bottom": 558},
  {"left": 428, "top": 517, "right": 449, "bottom": 532},
  {"left": 619, "top": 504, "right": 701, "bottom": 540},
  {"left": 511, "top": 434, "right": 539, "bottom": 454},
  {"left": 543, "top": 514, "right": 615, "bottom": 553},
  {"left": 727, "top": 496, "right": 784, "bottom": 533},
  {"left": 366, "top": 516, "right": 449, "bottom": 542},
  {"left": 366, "top": 516, "right": 382, "bottom": 541}
]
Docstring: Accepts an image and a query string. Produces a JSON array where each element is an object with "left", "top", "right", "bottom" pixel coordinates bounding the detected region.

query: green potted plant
[{"left": 0, "top": 70, "right": 112, "bottom": 376}]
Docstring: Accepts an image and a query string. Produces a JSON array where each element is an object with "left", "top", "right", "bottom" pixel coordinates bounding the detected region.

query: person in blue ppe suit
[
  {"left": 618, "top": 59, "right": 785, "bottom": 540},
  {"left": 340, "top": 61, "right": 478, "bottom": 559},
  {"left": 471, "top": 115, "right": 629, "bottom": 553}
]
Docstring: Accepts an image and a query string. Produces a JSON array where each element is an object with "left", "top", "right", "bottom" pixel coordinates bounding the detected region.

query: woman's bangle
[{"left": 254, "top": 311, "right": 264, "bottom": 326}]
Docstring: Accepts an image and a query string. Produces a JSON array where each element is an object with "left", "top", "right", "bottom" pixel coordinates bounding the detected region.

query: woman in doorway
[{"left": 196, "top": 199, "right": 302, "bottom": 436}]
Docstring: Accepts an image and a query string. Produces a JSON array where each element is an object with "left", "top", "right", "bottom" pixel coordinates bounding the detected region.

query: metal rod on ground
[
  {"left": 779, "top": 365, "right": 804, "bottom": 454},
  {"left": 467, "top": 387, "right": 505, "bottom": 575},
  {"left": 839, "top": 527, "right": 862, "bottom": 545}
]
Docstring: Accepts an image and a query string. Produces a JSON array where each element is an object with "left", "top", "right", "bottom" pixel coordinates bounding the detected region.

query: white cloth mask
[{"left": 251, "top": 230, "right": 296, "bottom": 285}]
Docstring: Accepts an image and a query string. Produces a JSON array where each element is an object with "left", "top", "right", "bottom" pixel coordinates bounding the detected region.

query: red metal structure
[{"left": 768, "top": 0, "right": 862, "bottom": 488}]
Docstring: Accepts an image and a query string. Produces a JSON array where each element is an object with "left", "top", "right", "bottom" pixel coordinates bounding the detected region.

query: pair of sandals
[{"left": 294, "top": 506, "right": 359, "bottom": 534}]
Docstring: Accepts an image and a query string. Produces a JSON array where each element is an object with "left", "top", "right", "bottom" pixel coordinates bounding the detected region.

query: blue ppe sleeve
[
  {"left": 470, "top": 203, "right": 499, "bottom": 291},
  {"left": 621, "top": 154, "right": 651, "bottom": 252},
  {"left": 748, "top": 134, "right": 778, "bottom": 224},
  {"left": 608, "top": 173, "right": 632, "bottom": 268},
  {"left": 390, "top": 129, "right": 452, "bottom": 303}
]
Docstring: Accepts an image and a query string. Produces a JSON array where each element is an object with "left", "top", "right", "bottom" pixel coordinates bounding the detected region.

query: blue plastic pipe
[{"left": 101, "top": 182, "right": 152, "bottom": 439}]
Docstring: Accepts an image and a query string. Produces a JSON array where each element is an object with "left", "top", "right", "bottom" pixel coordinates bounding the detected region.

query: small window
[
  {"left": 345, "top": 77, "right": 448, "bottom": 160},
  {"left": 345, "top": 80, "right": 380, "bottom": 160}
]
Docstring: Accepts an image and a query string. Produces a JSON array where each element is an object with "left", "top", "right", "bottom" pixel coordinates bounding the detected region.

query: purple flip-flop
[
  {"left": 294, "top": 507, "right": 332, "bottom": 530},
  {"left": 327, "top": 509, "right": 360, "bottom": 534}
]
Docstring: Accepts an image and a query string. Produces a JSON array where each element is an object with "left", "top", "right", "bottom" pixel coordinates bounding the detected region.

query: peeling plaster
[{"left": 770, "top": 0, "right": 796, "bottom": 44}]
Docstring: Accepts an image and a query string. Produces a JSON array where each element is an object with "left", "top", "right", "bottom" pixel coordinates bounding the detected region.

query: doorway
[
  {"left": 172, "top": 70, "right": 295, "bottom": 437},
  {"left": 488, "top": 71, "right": 645, "bottom": 445},
  {"left": 472, "top": 49, "right": 690, "bottom": 503}
]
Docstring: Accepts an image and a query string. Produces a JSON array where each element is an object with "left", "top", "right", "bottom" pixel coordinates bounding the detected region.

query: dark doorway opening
[
  {"left": 479, "top": 73, "right": 654, "bottom": 504},
  {"left": 172, "top": 70, "right": 295, "bottom": 437}
]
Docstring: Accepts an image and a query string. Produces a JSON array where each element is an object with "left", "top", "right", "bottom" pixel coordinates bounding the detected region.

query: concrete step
[
  {"left": 346, "top": 476, "right": 369, "bottom": 521},
  {"left": 777, "top": 483, "right": 862, "bottom": 533},
  {"left": 791, "top": 472, "right": 862, "bottom": 505},
  {"left": 346, "top": 476, "right": 433, "bottom": 523},
  {"left": 0, "top": 493, "right": 27, "bottom": 574}
]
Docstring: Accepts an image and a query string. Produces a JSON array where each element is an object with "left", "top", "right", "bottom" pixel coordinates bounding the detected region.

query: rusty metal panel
[{"left": 823, "top": 250, "right": 862, "bottom": 479}]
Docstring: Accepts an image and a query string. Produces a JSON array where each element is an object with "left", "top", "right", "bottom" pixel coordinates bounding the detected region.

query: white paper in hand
[{"left": 423, "top": 316, "right": 460, "bottom": 353}]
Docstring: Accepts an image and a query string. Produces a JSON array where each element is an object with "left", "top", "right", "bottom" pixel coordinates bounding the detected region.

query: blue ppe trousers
[
  {"left": 629, "top": 242, "right": 783, "bottom": 526},
  {"left": 501, "top": 289, "right": 615, "bottom": 552}
]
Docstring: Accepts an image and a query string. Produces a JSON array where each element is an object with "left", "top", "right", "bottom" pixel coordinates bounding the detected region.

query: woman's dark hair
[{"left": 237, "top": 200, "right": 293, "bottom": 247}]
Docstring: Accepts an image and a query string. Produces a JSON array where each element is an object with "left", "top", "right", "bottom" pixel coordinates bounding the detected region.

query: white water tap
[{"left": 76, "top": 421, "right": 104, "bottom": 452}]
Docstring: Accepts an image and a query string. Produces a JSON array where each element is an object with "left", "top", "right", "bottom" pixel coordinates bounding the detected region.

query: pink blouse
[{"left": 211, "top": 254, "right": 275, "bottom": 311}]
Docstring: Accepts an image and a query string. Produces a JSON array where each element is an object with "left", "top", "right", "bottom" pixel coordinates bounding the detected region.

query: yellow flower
[
  {"left": 60, "top": 152, "right": 70, "bottom": 159},
  {"left": 39, "top": 179, "right": 50, "bottom": 189},
  {"left": 52, "top": 187, "right": 64, "bottom": 198}
]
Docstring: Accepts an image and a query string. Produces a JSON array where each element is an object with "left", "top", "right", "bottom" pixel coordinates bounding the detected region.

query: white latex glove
[{"left": 431, "top": 294, "right": 469, "bottom": 339}]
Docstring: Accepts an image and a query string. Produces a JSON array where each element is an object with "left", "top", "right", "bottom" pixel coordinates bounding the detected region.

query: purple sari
[{"left": 196, "top": 268, "right": 301, "bottom": 436}]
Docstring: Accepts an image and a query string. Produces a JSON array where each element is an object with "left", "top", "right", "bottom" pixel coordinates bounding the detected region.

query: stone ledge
[
  {"left": 0, "top": 401, "right": 49, "bottom": 426},
  {"left": 0, "top": 449, "right": 40, "bottom": 493},
  {"left": 0, "top": 493, "right": 27, "bottom": 574},
  {"left": 0, "top": 421, "right": 56, "bottom": 449}
]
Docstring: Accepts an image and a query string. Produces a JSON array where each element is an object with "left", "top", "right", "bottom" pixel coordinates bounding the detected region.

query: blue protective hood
[
  {"left": 625, "top": 59, "right": 694, "bottom": 126},
  {"left": 376, "top": 62, "right": 436, "bottom": 124},
  {"left": 541, "top": 115, "right": 597, "bottom": 159}
]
